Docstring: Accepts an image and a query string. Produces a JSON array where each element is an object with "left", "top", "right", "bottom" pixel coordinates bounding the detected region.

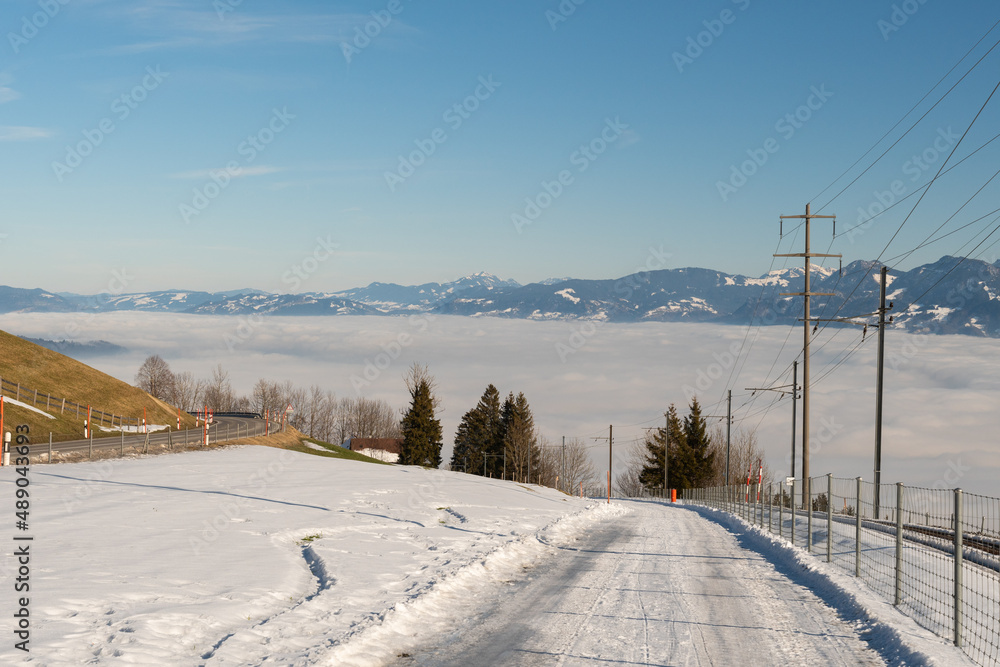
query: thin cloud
[
  {"left": 168, "top": 165, "right": 285, "bottom": 180},
  {"left": 0, "top": 126, "right": 53, "bottom": 141}
]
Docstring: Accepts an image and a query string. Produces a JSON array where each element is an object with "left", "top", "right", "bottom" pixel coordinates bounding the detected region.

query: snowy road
[{"left": 402, "top": 500, "right": 887, "bottom": 666}]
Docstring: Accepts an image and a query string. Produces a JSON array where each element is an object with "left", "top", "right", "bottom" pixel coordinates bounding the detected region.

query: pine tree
[
  {"left": 640, "top": 404, "right": 685, "bottom": 490},
  {"left": 502, "top": 392, "right": 538, "bottom": 483},
  {"left": 400, "top": 378, "right": 442, "bottom": 467},
  {"left": 451, "top": 384, "right": 502, "bottom": 476},
  {"left": 681, "top": 397, "right": 716, "bottom": 488}
]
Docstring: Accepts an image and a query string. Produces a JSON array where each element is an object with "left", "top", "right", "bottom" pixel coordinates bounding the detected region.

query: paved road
[{"left": 401, "top": 500, "right": 886, "bottom": 667}]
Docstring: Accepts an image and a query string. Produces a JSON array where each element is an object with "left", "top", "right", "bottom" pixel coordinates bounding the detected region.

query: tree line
[
  {"left": 448, "top": 384, "right": 596, "bottom": 490},
  {"left": 134, "top": 354, "right": 399, "bottom": 443},
  {"left": 616, "top": 397, "right": 772, "bottom": 495}
]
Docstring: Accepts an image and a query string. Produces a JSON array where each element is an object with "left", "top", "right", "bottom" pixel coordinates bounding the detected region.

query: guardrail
[
  {"left": 26, "top": 416, "right": 281, "bottom": 463},
  {"left": 686, "top": 476, "right": 1000, "bottom": 667}
]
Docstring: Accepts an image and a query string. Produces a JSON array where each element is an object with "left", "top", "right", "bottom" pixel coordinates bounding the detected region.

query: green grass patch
[{"left": 289, "top": 439, "right": 392, "bottom": 465}]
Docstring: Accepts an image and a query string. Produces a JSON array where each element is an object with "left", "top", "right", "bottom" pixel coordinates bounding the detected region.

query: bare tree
[
  {"left": 708, "top": 426, "right": 772, "bottom": 488},
  {"left": 403, "top": 363, "right": 440, "bottom": 411},
  {"left": 169, "top": 371, "right": 203, "bottom": 411},
  {"left": 135, "top": 354, "right": 175, "bottom": 400},
  {"left": 615, "top": 439, "right": 649, "bottom": 497},
  {"left": 336, "top": 396, "right": 401, "bottom": 443},
  {"left": 562, "top": 437, "right": 597, "bottom": 494},
  {"left": 203, "top": 363, "right": 235, "bottom": 411}
]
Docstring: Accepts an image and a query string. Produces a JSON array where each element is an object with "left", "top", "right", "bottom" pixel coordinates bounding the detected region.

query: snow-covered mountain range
[{"left": 4, "top": 257, "right": 1000, "bottom": 337}]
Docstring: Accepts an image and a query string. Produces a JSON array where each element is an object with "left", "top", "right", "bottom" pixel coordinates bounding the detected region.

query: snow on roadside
[
  {"left": 1, "top": 396, "right": 56, "bottom": 419},
  {"left": 325, "top": 502, "right": 629, "bottom": 666},
  {"left": 0, "top": 447, "right": 619, "bottom": 666},
  {"left": 684, "top": 504, "right": 976, "bottom": 667}
]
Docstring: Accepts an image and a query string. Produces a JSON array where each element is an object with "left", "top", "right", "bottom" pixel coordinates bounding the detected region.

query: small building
[{"left": 347, "top": 437, "right": 403, "bottom": 463}]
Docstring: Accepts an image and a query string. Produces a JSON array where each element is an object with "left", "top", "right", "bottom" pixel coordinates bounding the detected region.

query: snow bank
[
  {"left": 0, "top": 396, "right": 55, "bottom": 419},
  {"left": 0, "top": 447, "right": 617, "bottom": 666},
  {"left": 683, "top": 504, "right": 975, "bottom": 667}
]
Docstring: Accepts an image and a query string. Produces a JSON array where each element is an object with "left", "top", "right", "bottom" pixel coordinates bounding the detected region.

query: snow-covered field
[
  {"left": 0, "top": 446, "right": 608, "bottom": 666},
  {"left": 0, "top": 444, "right": 985, "bottom": 666}
]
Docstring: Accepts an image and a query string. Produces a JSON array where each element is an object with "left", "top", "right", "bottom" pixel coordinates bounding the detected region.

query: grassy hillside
[{"left": 0, "top": 329, "right": 198, "bottom": 440}]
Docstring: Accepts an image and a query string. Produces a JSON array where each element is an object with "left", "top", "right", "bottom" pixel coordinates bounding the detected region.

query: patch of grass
[
  {"left": 297, "top": 533, "right": 323, "bottom": 544},
  {"left": 0, "top": 329, "right": 198, "bottom": 440},
  {"left": 288, "top": 439, "right": 392, "bottom": 465}
]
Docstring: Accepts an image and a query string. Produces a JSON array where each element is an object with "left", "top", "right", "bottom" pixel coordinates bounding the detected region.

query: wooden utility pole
[
  {"left": 874, "top": 265, "right": 891, "bottom": 517},
  {"left": 776, "top": 204, "right": 839, "bottom": 508},
  {"left": 663, "top": 412, "right": 669, "bottom": 494},
  {"left": 706, "top": 392, "right": 733, "bottom": 487},
  {"left": 791, "top": 360, "right": 798, "bottom": 481},
  {"left": 593, "top": 425, "right": 613, "bottom": 503}
]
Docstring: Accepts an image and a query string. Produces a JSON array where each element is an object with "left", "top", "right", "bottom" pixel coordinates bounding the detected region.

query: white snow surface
[
  {"left": 0, "top": 396, "right": 55, "bottom": 419},
  {"left": 0, "top": 447, "right": 607, "bottom": 666},
  {"left": 0, "top": 446, "right": 977, "bottom": 666}
]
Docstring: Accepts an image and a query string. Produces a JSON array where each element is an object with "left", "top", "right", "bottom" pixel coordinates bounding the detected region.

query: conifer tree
[
  {"left": 681, "top": 397, "right": 716, "bottom": 488},
  {"left": 502, "top": 392, "right": 538, "bottom": 483},
  {"left": 451, "top": 384, "right": 502, "bottom": 476},
  {"left": 399, "top": 372, "right": 442, "bottom": 468},
  {"left": 640, "top": 404, "right": 685, "bottom": 490}
]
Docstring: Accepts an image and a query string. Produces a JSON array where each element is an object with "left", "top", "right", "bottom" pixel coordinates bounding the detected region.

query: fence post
[
  {"left": 827, "top": 473, "right": 833, "bottom": 563},
  {"left": 895, "top": 482, "right": 904, "bottom": 606},
  {"left": 89, "top": 431, "right": 93, "bottom": 459},
  {"left": 779, "top": 484, "right": 784, "bottom": 539},
  {"left": 48, "top": 433, "right": 52, "bottom": 464},
  {"left": 855, "top": 477, "right": 862, "bottom": 578},
  {"left": 791, "top": 479, "right": 796, "bottom": 547},
  {"left": 768, "top": 482, "right": 773, "bottom": 533},
  {"left": 954, "top": 488, "right": 963, "bottom": 647},
  {"left": 807, "top": 476, "right": 814, "bottom": 553},
  {"left": 120, "top": 432, "right": 124, "bottom": 457}
]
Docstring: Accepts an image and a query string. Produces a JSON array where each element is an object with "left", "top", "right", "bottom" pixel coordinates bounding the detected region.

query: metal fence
[
  {"left": 686, "top": 476, "right": 1000, "bottom": 667},
  {"left": 27, "top": 419, "right": 274, "bottom": 463}
]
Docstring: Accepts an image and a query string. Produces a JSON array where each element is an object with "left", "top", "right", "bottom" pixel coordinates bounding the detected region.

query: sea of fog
[{"left": 1, "top": 312, "right": 997, "bottom": 497}]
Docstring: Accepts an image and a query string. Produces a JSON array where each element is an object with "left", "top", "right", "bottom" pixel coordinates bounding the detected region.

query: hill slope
[{"left": 0, "top": 329, "right": 197, "bottom": 440}]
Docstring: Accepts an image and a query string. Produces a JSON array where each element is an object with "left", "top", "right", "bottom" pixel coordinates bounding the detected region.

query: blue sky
[{"left": 2, "top": 0, "right": 999, "bottom": 294}]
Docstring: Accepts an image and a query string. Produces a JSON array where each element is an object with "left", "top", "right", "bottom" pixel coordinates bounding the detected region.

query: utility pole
[
  {"left": 664, "top": 412, "right": 669, "bottom": 495},
  {"left": 608, "top": 424, "right": 612, "bottom": 503},
  {"left": 776, "top": 203, "right": 839, "bottom": 508},
  {"left": 874, "top": 265, "right": 891, "bottom": 518},
  {"left": 792, "top": 360, "right": 798, "bottom": 482},
  {"left": 706, "top": 391, "right": 733, "bottom": 486},
  {"left": 745, "top": 364, "right": 799, "bottom": 480},
  {"left": 593, "top": 425, "right": 613, "bottom": 503},
  {"left": 561, "top": 436, "right": 566, "bottom": 494}
]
